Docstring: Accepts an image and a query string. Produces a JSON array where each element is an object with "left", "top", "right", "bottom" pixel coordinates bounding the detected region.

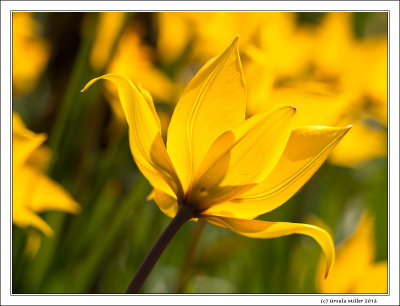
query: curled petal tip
[
  {"left": 232, "top": 36, "right": 240, "bottom": 46},
  {"left": 291, "top": 106, "right": 297, "bottom": 111}
]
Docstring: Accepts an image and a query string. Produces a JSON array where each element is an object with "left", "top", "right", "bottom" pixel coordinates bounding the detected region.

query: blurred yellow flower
[
  {"left": 157, "top": 12, "right": 387, "bottom": 167},
  {"left": 246, "top": 80, "right": 387, "bottom": 167},
  {"left": 311, "top": 13, "right": 387, "bottom": 166},
  {"left": 316, "top": 213, "right": 387, "bottom": 293},
  {"left": 83, "top": 37, "right": 352, "bottom": 277},
  {"left": 156, "top": 12, "right": 193, "bottom": 64},
  {"left": 12, "top": 12, "right": 50, "bottom": 95},
  {"left": 313, "top": 12, "right": 387, "bottom": 106},
  {"left": 90, "top": 12, "right": 126, "bottom": 72},
  {"left": 13, "top": 112, "right": 81, "bottom": 237},
  {"left": 107, "top": 20, "right": 176, "bottom": 103},
  {"left": 157, "top": 12, "right": 312, "bottom": 79}
]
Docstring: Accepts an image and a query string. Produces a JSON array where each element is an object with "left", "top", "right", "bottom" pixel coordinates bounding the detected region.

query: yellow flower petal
[
  {"left": 152, "top": 189, "right": 178, "bottom": 219},
  {"left": 166, "top": 37, "right": 247, "bottom": 192},
  {"left": 157, "top": 12, "right": 192, "bottom": 63},
  {"left": 13, "top": 112, "right": 47, "bottom": 167},
  {"left": 107, "top": 27, "right": 176, "bottom": 103},
  {"left": 13, "top": 206, "right": 54, "bottom": 237},
  {"left": 90, "top": 12, "right": 126, "bottom": 71},
  {"left": 26, "top": 144, "right": 52, "bottom": 171},
  {"left": 82, "top": 74, "right": 183, "bottom": 198},
  {"left": 268, "top": 86, "right": 348, "bottom": 128},
  {"left": 189, "top": 106, "right": 296, "bottom": 208},
  {"left": 352, "top": 261, "right": 387, "bottom": 294},
  {"left": 26, "top": 166, "right": 81, "bottom": 214},
  {"left": 150, "top": 189, "right": 199, "bottom": 221},
  {"left": 241, "top": 48, "right": 275, "bottom": 118},
  {"left": 202, "top": 214, "right": 334, "bottom": 278},
  {"left": 204, "top": 126, "right": 351, "bottom": 219},
  {"left": 328, "top": 122, "right": 386, "bottom": 167},
  {"left": 314, "top": 12, "right": 354, "bottom": 77},
  {"left": 13, "top": 162, "right": 80, "bottom": 235},
  {"left": 136, "top": 82, "right": 162, "bottom": 131},
  {"left": 317, "top": 213, "right": 386, "bottom": 293},
  {"left": 12, "top": 12, "right": 50, "bottom": 94}
]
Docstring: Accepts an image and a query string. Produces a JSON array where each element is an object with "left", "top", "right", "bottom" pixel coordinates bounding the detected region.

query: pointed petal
[
  {"left": 25, "top": 166, "right": 81, "bottom": 214},
  {"left": 202, "top": 214, "right": 334, "bottom": 277},
  {"left": 13, "top": 207, "right": 54, "bottom": 237},
  {"left": 13, "top": 163, "right": 78, "bottom": 236},
  {"left": 82, "top": 74, "right": 183, "bottom": 198},
  {"left": 13, "top": 112, "right": 47, "bottom": 167},
  {"left": 328, "top": 122, "right": 386, "bottom": 167},
  {"left": 167, "top": 37, "right": 247, "bottom": 191},
  {"left": 268, "top": 86, "right": 347, "bottom": 128},
  {"left": 204, "top": 126, "right": 351, "bottom": 219},
  {"left": 189, "top": 106, "right": 296, "bottom": 208}
]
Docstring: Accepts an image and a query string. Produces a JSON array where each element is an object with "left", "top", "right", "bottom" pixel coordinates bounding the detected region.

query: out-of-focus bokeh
[{"left": 12, "top": 12, "right": 388, "bottom": 294}]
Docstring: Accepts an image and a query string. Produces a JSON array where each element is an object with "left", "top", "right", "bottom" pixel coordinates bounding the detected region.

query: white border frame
[{"left": 2, "top": 1, "right": 399, "bottom": 305}]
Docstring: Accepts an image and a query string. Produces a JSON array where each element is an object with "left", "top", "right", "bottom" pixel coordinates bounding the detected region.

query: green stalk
[
  {"left": 47, "top": 13, "right": 99, "bottom": 174},
  {"left": 174, "top": 219, "right": 205, "bottom": 293},
  {"left": 125, "top": 204, "right": 194, "bottom": 294}
]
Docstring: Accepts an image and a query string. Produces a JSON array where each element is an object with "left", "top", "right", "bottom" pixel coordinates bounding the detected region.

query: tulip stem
[{"left": 125, "top": 204, "right": 194, "bottom": 294}]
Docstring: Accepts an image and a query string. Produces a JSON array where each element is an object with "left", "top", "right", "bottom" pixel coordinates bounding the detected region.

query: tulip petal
[
  {"left": 167, "top": 37, "right": 247, "bottom": 191},
  {"left": 189, "top": 106, "right": 296, "bottom": 208},
  {"left": 24, "top": 166, "right": 81, "bottom": 214},
  {"left": 204, "top": 126, "right": 351, "bottom": 218},
  {"left": 136, "top": 82, "right": 162, "bottom": 132},
  {"left": 268, "top": 86, "right": 347, "bottom": 128},
  {"left": 13, "top": 164, "right": 80, "bottom": 234},
  {"left": 352, "top": 262, "right": 388, "bottom": 293},
  {"left": 13, "top": 112, "right": 46, "bottom": 167},
  {"left": 152, "top": 189, "right": 178, "bottom": 219},
  {"left": 150, "top": 189, "right": 199, "bottom": 221},
  {"left": 317, "top": 212, "right": 384, "bottom": 293},
  {"left": 82, "top": 74, "right": 183, "bottom": 197},
  {"left": 13, "top": 207, "right": 54, "bottom": 237},
  {"left": 202, "top": 214, "right": 334, "bottom": 278}
]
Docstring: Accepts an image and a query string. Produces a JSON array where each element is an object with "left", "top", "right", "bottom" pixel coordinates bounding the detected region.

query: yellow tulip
[
  {"left": 156, "top": 13, "right": 193, "bottom": 64},
  {"left": 107, "top": 20, "right": 176, "bottom": 103},
  {"left": 83, "top": 38, "right": 351, "bottom": 291},
  {"left": 313, "top": 13, "right": 387, "bottom": 166},
  {"left": 12, "top": 12, "right": 50, "bottom": 95},
  {"left": 90, "top": 12, "right": 126, "bottom": 71},
  {"left": 316, "top": 213, "right": 387, "bottom": 293},
  {"left": 245, "top": 42, "right": 387, "bottom": 167},
  {"left": 157, "top": 12, "right": 313, "bottom": 79},
  {"left": 12, "top": 112, "right": 81, "bottom": 237}
]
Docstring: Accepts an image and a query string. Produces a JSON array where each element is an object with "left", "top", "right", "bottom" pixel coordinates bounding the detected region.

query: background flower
[
  {"left": 316, "top": 212, "right": 387, "bottom": 293},
  {"left": 12, "top": 112, "right": 80, "bottom": 258}
]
